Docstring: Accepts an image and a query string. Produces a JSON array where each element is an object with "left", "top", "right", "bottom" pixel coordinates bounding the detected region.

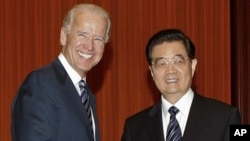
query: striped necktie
[
  {"left": 166, "top": 106, "right": 182, "bottom": 141},
  {"left": 79, "top": 80, "right": 94, "bottom": 139}
]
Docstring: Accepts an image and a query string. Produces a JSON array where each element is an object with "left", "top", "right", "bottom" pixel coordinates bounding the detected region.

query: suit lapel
[
  {"left": 51, "top": 59, "right": 98, "bottom": 140},
  {"left": 52, "top": 59, "right": 94, "bottom": 128},
  {"left": 182, "top": 94, "right": 208, "bottom": 141},
  {"left": 52, "top": 59, "right": 85, "bottom": 113},
  {"left": 146, "top": 102, "right": 165, "bottom": 141}
]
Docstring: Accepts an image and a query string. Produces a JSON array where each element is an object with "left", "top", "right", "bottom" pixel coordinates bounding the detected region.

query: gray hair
[{"left": 62, "top": 4, "right": 111, "bottom": 43}]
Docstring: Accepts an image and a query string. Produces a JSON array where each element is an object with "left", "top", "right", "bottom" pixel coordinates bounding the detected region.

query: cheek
[
  {"left": 95, "top": 45, "right": 105, "bottom": 55},
  {"left": 66, "top": 34, "right": 81, "bottom": 45},
  {"left": 151, "top": 71, "right": 164, "bottom": 83},
  {"left": 96, "top": 49, "right": 105, "bottom": 62},
  {"left": 180, "top": 69, "right": 193, "bottom": 83},
  {"left": 70, "top": 38, "right": 82, "bottom": 46}
]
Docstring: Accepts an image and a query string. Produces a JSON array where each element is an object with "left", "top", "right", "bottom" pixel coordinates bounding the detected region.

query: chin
[{"left": 165, "top": 89, "right": 180, "bottom": 95}]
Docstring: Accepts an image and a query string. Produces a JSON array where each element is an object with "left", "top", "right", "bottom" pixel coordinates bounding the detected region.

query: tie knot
[
  {"left": 168, "top": 106, "right": 179, "bottom": 115},
  {"left": 79, "top": 80, "right": 86, "bottom": 90},
  {"left": 79, "top": 80, "right": 88, "bottom": 101}
]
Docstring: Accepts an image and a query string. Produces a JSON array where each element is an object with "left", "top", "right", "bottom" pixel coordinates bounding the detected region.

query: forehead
[
  {"left": 72, "top": 11, "right": 107, "bottom": 35},
  {"left": 152, "top": 41, "right": 187, "bottom": 57}
]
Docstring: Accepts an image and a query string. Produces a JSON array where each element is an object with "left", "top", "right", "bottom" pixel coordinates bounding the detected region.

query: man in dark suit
[
  {"left": 121, "top": 29, "right": 241, "bottom": 141},
  {"left": 11, "top": 3, "right": 111, "bottom": 141}
]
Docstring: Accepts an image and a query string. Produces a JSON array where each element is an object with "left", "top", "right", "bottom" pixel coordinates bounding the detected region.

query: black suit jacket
[
  {"left": 12, "top": 59, "right": 100, "bottom": 141},
  {"left": 121, "top": 93, "right": 241, "bottom": 141}
]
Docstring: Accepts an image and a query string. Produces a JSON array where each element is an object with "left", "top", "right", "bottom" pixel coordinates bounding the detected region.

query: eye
[
  {"left": 76, "top": 31, "right": 89, "bottom": 39},
  {"left": 94, "top": 37, "right": 104, "bottom": 42},
  {"left": 159, "top": 61, "right": 166, "bottom": 66},
  {"left": 78, "top": 33, "right": 87, "bottom": 38},
  {"left": 174, "top": 56, "right": 186, "bottom": 64},
  {"left": 176, "top": 58, "right": 184, "bottom": 63},
  {"left": 156, "top": 58, "right": 167, "bottom": 66}
]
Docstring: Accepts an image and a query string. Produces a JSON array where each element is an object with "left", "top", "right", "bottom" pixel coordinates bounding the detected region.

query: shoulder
[
  {"left": 17, "top": 59, "right": 66, "bottom": 97},
  {"left": 125, "top": 102, "right": 161, "bottom": 124},
  {"left": 194, "top": 93, "right": 236, "bottom": 110},
  {"left": 23, "top": 59, "right": 65, "bottom": 84},
  {"left": 193, "top": 93, "right": 241, "bottom": 120}
]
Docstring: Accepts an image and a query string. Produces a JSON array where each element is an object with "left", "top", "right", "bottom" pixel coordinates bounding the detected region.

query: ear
[
  {"left": 149, "top": 66, "right": 154, "bottom": 79},
  {"left": 60, "top": 27, "right": 67, "bottom": 46},
  {"left": 191, "top": 59, "right": 197, "bottom": 77}
]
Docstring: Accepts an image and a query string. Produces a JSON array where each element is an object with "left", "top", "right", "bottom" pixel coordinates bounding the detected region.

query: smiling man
[
  {"left": 121, "top": 29, "right": 241, "bottom": 141},
  {"left": 12, "top": 4, "right": 111, "bottom": 141}
]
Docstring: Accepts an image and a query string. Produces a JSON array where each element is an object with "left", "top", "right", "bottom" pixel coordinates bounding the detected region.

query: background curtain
[{"left": 1, "top": 0, "right": 244, "bottom": 141}]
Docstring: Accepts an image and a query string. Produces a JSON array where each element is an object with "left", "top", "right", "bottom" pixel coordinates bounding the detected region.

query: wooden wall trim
[
  {"left": 231, "top": 0, "right": 250, "bottom": 124},
  {"left": 0, "top": 0, "right": 232, "bottom": 140}
]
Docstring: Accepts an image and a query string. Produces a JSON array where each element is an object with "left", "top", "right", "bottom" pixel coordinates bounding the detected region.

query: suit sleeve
[
  {"left": 12, "top": 72, "right": 58, "bottom": 141},
  {"left": 121, "top": 121, "right": 131, "bottom": 141},
  {"left": 224, "top": 107, "right": 241, "bottom": 141}
]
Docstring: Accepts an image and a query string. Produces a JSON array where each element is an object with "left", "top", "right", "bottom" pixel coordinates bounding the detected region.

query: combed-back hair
[
  {"left": 62, "top": 4, "right": 111, "bottom": 43},
  {"left": 145, "top": 29, "right": 195, "bottom": 65}
]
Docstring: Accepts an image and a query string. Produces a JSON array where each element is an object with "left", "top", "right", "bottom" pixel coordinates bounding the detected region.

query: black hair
[{"left": 145, "top": 29, "right": 195, "bottom": 65}]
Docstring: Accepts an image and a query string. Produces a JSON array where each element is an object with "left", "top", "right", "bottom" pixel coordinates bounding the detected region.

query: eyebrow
[
  {"left": 76, "top": 30, "right": 105, "bottom": 38},
  {"left": 174, "top": 54, "right": 185, "bottom": 57},
  {"left": 76, "top": 31, "right": 88, "bottom": 34},
  {"left": 155, "top": 54, "right": 185, "bottom": 59}
]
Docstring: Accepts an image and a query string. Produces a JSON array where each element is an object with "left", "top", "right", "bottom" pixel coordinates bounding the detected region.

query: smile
[
  {"left": 165, "top": 78, "right": 178, "bottom": 83},
  {"left": 78, "top": 50, "right": 92, "bottom": 59}
]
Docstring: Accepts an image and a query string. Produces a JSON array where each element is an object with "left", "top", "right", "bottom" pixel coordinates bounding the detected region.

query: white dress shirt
[
  {"left": 58, "top": 53, "right": 96, "bottom": 141},
  {"left": 162, "top": 88, "right": 194, "bottom": 141}
]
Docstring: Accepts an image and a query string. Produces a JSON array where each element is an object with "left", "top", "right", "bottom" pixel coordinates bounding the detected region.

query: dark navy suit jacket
[
  {"left": 12, "top": 58, "right": 100, "bottom": 141},
  {"left": 121, "top": 93, "right": 241, "bottom": 141}
]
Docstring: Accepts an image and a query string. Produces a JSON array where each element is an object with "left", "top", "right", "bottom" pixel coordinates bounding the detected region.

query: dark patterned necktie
[
  {"left": 79, "top": 80, "right": 94, "bottom": 139},
  {"left": 166, "top": 106, "right": 182, "bottom": 141}
]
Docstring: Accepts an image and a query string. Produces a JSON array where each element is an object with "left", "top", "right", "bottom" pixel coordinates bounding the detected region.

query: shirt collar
[
  {"left": 58, "top": 53, "right": 86, "bottom": 85},
  {"left": 162, "top": 88, "right": 194, "bottom": 117}
]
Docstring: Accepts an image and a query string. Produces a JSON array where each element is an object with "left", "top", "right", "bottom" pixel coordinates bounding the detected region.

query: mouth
[
  {"left": 165, "top": 78, "right": 179, "bottom": 83},
  {"left": 78, "top": 50, "right": 92, "bottom": 59}
]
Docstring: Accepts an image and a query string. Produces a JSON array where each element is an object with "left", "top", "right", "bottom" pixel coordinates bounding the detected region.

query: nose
[
  {"left": 165, "top": 63, "right": 176, "bottom": 74},
  {"left": 84, "top": 36, "right": 94, "bottom": 51}
]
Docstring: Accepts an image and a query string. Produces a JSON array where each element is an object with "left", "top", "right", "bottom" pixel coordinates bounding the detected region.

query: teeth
[
  {"left": 166, "top": 79, "right": 178, "bottom": 83},
  {"left": 78, "top": 51, "right": 92, "bottom": 59}
]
